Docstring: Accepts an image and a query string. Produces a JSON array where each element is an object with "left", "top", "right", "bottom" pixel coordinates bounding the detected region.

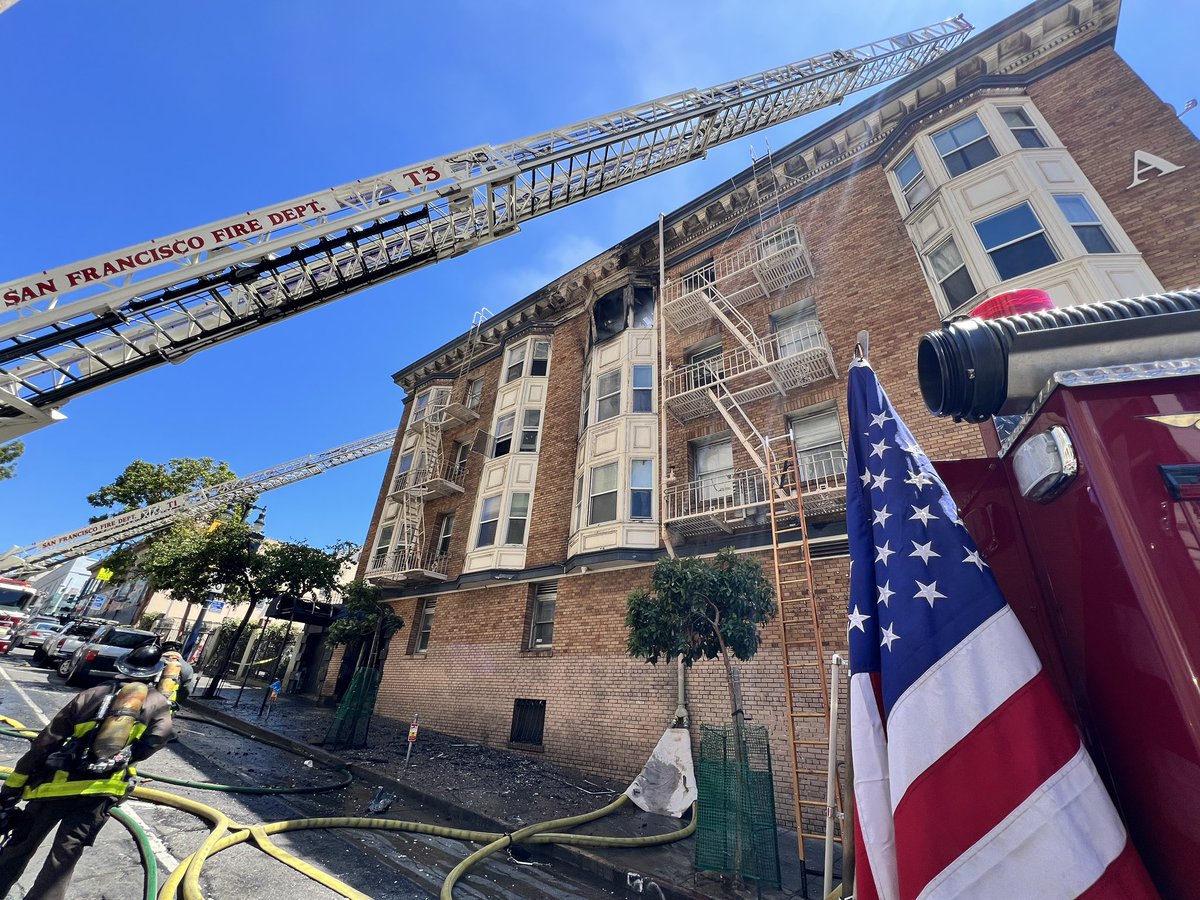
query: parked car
[
  {"left": 9, "top": 616, "right": 63, "bottom": 650},
  {"left": 32, "top": 618, "right": 108, "bottom": 667},
  {"left": 60, "top": 624, "right": 157, "bottom": 686}
]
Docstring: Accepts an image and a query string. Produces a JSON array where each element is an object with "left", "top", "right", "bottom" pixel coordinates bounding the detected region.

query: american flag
[{"left": 845, "top": 361, "right": 1156, "bottom": 899}]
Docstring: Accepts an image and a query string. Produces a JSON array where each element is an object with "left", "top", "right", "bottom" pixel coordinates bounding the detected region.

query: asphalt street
[{"left": 0, "top": 649, "right": 622, "bottom": 899}]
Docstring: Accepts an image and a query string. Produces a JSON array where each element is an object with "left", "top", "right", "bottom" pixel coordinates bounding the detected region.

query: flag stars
[
  {"left": 880, "top": 623, "right": 900, "bottom": 650},
  {"left": 860, "top": 470, "right": 873, "bottom": 488},
  {"left": 870, "top": 411, "right": 893, "bottom": 429},
  {"left": 877, "top": 581, "right": 895, "bottom": 607},
  {"left": 871, "top": 471, "right": 891, "bottom": 492},
  {"left": 870, "top": 438, "right": 891, "bottom": 459},
  {"left": 914, "top": 580, "right": 947, "bottom": 607},
  {"left": 872, "top": 506, "right": 893, "bottom": 528},
  {"left": 909, "top": 540, "right": 941, "bottom": 563},
  {"left": 909, "top": 505, "right": 938, "bottom": 525},
  {"left": 848, "top": 606, "right": 870, "bottom": 632},
  {"left": 963, "top": 548, "right": 988, "bottom": 571},
  {"left": 905, "top": 469, "right": 934, "bottom": 490},
  {"left": 875, "top": 541, "right": 895, "bottom": 566}
]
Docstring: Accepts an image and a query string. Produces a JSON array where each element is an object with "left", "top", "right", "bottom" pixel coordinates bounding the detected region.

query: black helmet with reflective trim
[{"left": 115, "top": 642, "right": 164, "bottom": 680}]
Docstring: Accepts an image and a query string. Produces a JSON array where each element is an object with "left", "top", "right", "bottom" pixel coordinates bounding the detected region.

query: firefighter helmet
[{"left": 114, "top": 642, "right": 165, "bottom": 680}]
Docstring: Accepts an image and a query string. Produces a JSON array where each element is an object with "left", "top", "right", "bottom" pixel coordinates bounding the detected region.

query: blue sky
[{"left": 1, "top": 0, "right": 1196, "bottom": 559}]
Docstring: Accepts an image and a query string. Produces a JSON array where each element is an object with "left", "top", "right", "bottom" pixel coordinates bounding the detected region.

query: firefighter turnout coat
[{"left": 3, "top": 682, "right": 173, "bottom": 800}]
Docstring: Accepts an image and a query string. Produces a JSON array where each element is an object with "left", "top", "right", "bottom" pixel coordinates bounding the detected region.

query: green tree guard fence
[
  {"left": 695, "top": 723, "right": 781, "bottom": 889},
  {"left": 323, "top": 667, "right": 382, "bottom": 750}
]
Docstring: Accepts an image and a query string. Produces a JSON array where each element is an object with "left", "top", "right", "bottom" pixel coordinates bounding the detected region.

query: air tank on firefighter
[{"left": 91, "top": 682, "right": 148, "bottom": 758}]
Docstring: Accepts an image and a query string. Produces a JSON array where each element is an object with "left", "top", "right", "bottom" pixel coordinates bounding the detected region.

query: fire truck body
[{"left": 925, "top": 294, "right": 1200, "bottom": 898}]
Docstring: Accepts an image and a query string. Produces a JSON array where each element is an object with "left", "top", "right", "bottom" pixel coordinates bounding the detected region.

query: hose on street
[{"left": 3, "top": 709, "right": 697, "bottom": 900}]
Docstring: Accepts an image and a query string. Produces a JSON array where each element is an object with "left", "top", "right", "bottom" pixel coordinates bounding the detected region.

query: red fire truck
[
  {"left": 920, "top": 288, "right": 1200, "bottom": 899},
  {"left": 0, "top": 575, "right": 41, "bottom": 651}
]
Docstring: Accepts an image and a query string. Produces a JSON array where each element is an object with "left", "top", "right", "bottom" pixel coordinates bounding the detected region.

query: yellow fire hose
[{"left": 3, "top": 714, "right": 697, "bottom": 900}]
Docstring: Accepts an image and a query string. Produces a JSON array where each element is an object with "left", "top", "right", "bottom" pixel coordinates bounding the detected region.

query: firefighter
[{"left": 0, "top": 643, "right": 174, "bottom": 900}]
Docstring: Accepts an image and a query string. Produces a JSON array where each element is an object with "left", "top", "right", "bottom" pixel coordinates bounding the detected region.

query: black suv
[{"left": 61, "top": 624, "right": 158, "bottom": 686}]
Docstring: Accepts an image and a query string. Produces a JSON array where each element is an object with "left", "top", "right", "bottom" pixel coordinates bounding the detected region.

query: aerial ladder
[
  {"left": 0, "top": 17, "right": 971, "bottom": 441},
  {"left": 0, "top": 430, "right": 396, "bottom": 577}
]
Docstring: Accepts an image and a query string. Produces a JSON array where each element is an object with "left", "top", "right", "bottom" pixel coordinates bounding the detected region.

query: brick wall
[{"left": 1030, "top": 47, "right": 1200, "bottom": 291}]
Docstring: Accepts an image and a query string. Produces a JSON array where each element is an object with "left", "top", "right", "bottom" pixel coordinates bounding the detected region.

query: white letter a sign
[{"left": 1128, "top": 150, "right": 1184, "bottom": 188}]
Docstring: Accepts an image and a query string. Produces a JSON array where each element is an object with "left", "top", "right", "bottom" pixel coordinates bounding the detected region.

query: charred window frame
[{"left": 592, "top": 282, "right": 657, "bottom": 347}]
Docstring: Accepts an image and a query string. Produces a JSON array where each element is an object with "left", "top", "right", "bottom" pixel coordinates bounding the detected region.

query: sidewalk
[{"left": 189, "top": 685, "right": 836, "bottom": 899}]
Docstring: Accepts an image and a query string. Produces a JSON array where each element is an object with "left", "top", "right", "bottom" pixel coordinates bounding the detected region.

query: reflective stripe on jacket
[{"left": 21, "top": 720, "right": 149, "bottom": 800}]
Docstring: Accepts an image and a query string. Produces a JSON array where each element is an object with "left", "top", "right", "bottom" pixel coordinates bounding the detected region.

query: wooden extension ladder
[{"left": 764, "top": 434, "right": 842, "bottom": 873}]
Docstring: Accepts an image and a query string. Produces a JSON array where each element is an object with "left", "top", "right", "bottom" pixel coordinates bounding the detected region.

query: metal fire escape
[
  {"left": 659, "top": 158, "right": 849, "bottom": 865},
  {"left": 365, "top": 389, "right": 478, "bottom": 586},
  {"left": 0, "top": 16, "right": 971, "bottom": 441},
  {"left": 0, "top": 430, "right": 396, "bottom": 577}
]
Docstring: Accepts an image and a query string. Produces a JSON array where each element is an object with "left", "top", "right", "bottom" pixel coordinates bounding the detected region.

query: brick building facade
[{"left": 325, "top": 0, "right": 1199, "bottom": 833}]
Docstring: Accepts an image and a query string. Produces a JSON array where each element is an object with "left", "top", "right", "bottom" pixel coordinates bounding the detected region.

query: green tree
[
  {"left": 139, "top": 519, "right": 356, "bottom": 698},
  {"left": 627, "top": 548, "right": 776, "bottom": 879},
  {"left": 626, "top": 547, "right": 776, "bottom": 723},
  {"left": 326, "top": 580, "right": 404, "bottom": 649},
  {"left": 0, "top": 441, "right": 23, "bottom": 481},
  {"left": 87, "top": 457, "right": 237, "bottom": 520}
]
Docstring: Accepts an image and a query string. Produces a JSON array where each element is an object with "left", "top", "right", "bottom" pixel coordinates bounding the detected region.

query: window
[
  {"left": 632, "top": 286, "right": 655, "bottom": 328},
  {"left": 974, "top": 202, "right": 1059, "bottom": 280},
  {"left": 529, "top": 340, "right": 550, "bottom": 376},
  {"left": 397, "top": 451, "right": 415, "bottom": 478},
  {"left": 593, "top": 288, "right": 626, "bottom": 343},
  {"left": 414, "top": 598, "right": 436, "bottom": 653},
  {"left": 435, "top": 513, "right": 455, "bottom": 557},
  {"left": 895, "top": 149, "right": 931, "bottom": 210},
  {"left": 465, "top": 377, "right": 483, "bottom": 409},
  {"left": 452, "top": 441, "right": 470, "bottom": 479},
  {"left": 927, "top": 238, "right": 977, "bottom": 308},
  {"left": 688, "top": 344, "right": 724, "bottom": 390},
  {"left": 596, "top": 370, "right": 621, "bottom": 422},
  {"left": 529, "top": 582, "right": 557, "bottom": 648},
  {"left": 504, "top": 343, "right": 527, "bottom": 383},
  {"left": 519, "top": 409, "right": 542, "bottom": 452},
  {"left": 759, "top": 225, "right": 800, "bottom": 258},
  {"left": 580, "top": 382, "right": 590, "bottom": 433},
  {"left": 492, "top": 413, "right": 515, "bottom": 458},
  {"left": 632, "top": 366, "right": 654, "bottom": 413},
  {"left": 1055, "top": 194, "right": 1117, "bottom": 254},
  {"left": 630, "top": 459, "right": 654, "bottom": 519},
  {"left": 790, "top": 408, "right": 847, "bottom": 485},
  {"left": 693, "top": 438, "right": 734, "bottom": 503},
  {"left": 771, "top": 302, "right": 818, "bottom": 358},
  {"left": 411, "top": 387, "right": 448, "bottom": 423},
  {"left": 506, "top": 493, "right": 531, "bottom": 544},
  {"left": 1001, "top": 107, "right": 1046, "bottom": 149},
  {"left": 477, "top": 496, "right": 501, "bottom": 547},
  {"left": 589, "top": 462, "right": 618, "bottom": 524},
  {"left": 933, "top": 115, "right": 998, "bottom": 177},
  {"left": 372, "top": 522, "right": 395, "bottom": 566},
  {"left": 572, "top": 474, "right": 584, "bottom": 531}
]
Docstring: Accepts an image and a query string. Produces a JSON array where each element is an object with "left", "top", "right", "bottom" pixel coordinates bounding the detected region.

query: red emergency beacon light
[{"left": 968, "top": 287, "right": 1054, "bottom": 319}]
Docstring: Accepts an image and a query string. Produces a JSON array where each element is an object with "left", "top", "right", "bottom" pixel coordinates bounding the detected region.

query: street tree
[
  {"left": 626, "top": 547, "right": 776, "bottom": 724},
  {"left": 87, "top": 457, "right": 237, "bottom": 520},
  {"left": 87, "top": 456, "right": 238, "bottom": 624},
  {"left": 626, "top": 547, "right": 776, "bottom": 879},
  {"left": 0, "top": 441, "right": 23, "bottom": 481},
  {"left": 136, "top": 518, "right": 356, "bottom": 698},
  {"left": 326, "top": 580, "right": 404, "bottom": 650}
]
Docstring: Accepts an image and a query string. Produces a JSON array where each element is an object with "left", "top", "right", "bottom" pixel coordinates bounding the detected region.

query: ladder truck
[
  {"left": 0, "top": 16, "right": 971, "bottom": 442},
  {"left": 0, "top": 430, "right": 396, "bottom": 578}
]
